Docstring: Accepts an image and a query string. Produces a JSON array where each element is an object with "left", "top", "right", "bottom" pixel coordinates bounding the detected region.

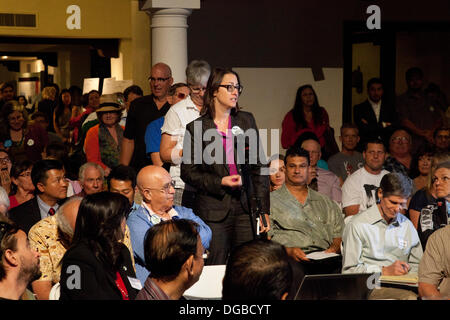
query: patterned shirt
[
  {"left": 29, "top": 215, "right": 135, "bottom": 284},
  {"left": 383, "top": 156, "right": 411, "bottom": 178},
  {"left": 268, "top": 184, "right": 344, "bottom": 253}
]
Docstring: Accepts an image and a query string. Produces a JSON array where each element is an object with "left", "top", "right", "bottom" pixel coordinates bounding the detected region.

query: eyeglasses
[
  {"left": 189, "top": 85, "right": 207, "bottom": 94},
  {"left": 218, "top": 84, "right": 243, "bottom": 94},
  {"left": 148, "top": 77, "right": 171, "bottom": 83},
  {"left": 146, "top": 180, "right": 176, "bottom": 193},
  {"left": 391, "top": 136, "right": 410, "bottom": 144},
  {"left": 432, "top": 176, "right": 450, "bottom": 184},
  {"left": 436, "top": 134, "right": 450, "bottom": 140},
  {"left": 0, "top": 157, "right": 11, "bottom": 163}
]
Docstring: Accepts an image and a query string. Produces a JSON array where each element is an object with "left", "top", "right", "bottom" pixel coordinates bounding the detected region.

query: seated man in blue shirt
[
  {"left": 127, "top": 165, "right": 212, "bottom": 285},
  {"left": 342, "top": 172, "right": 423, "bottom": 300}
]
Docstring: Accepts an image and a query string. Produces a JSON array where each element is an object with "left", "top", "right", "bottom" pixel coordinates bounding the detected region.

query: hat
[{"left": 96, "top": 94, "right": 125, "bottom": 113}]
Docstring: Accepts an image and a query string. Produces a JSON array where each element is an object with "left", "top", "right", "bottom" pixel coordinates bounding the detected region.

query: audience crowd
[{"left": 0, "top": 64, "right": 448, "bottom": 301}]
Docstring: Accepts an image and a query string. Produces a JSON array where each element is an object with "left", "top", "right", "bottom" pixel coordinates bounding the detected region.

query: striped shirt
[{"left": 136, "top": 278, "right": 170, "bottom": 300}]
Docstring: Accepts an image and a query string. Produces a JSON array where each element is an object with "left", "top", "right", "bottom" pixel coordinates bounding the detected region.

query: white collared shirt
[
  {"left": 36, "top": 195, "right": 59, "bottom": 220},
  {"left": 140, "top": 201, "right": 179, "bottom": 225},
  {"left": 368, "top": 98, "right": 382, "bottom": 122},
  {"left": 161, "top": 96, "right": 200, "bottom": 189}
]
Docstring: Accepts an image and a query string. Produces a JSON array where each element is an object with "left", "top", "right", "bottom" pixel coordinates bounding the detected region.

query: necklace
[{"left": 215, "top": 117, "right": 228, "bottom": 124}]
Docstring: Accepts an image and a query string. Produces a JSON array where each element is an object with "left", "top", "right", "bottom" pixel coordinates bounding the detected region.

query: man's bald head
[
  {"left": 152, "top": 63, "right": 172, "bottom": 78},
  {"left": 137, "top": 165, "right": 170, "bottom": 189},
  {"left": 137, "top": 166, "right": 174, "bottom": 211},
  {"left": 56, "top": 197, "right": 82, "bottom": 239},
  {"left": 149, "top": 63, "right": 173, "bottom": 99}
]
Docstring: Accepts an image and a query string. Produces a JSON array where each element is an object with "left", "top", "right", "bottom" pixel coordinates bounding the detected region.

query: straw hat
[{"left": 96, "top": 94, "right": 125, "bottom": 113}]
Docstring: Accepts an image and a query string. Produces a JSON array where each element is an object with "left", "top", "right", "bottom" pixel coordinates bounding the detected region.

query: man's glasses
[
  {"left": 189, "top": 85, "right": 207, "bottom": 94},
  {"left": 218, "top": 84, "right": 243, "bottom": 94},
  {"left": 0, "top": 157, "right": 11, "bottom": 164},
  {"left": 391, "top": 136, "right": 410, "bottom": 144},
  {"left": 148, "top": 77, "right": 171, "bottom": 83},
  {"left": 146, "top": 180, "right": 176, "bottom": 193}
]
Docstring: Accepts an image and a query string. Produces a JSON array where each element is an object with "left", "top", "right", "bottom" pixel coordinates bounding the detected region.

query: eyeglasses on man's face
[
  {"left": 148, "top": 77, "right": 171, "bottom": 83},
  {"left": 189, "top": 85, "right": 207, "bottom": 94},
  {"left": 218, "top": 84, "right": 243, "bottom": 94},
  {"left": 391, "top": 136, "right": 410, "bottom": 144},
  {"left": 146, "top": 180, "right": 176, "bottom": 193}
]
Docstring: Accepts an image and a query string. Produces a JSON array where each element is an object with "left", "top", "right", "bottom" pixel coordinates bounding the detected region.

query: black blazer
[
  {"left": 8, "top": 197, "right": 67, "bottom": 234},
  {"left": 8, "top": 198, "right": 41, "bottom": 234},
  {"left": 353, "top": 99, "right": 397, "bottom": 148},
  {"left": 59, "top": 241, "right": 138, "bottom": 300},
  {"left": 180, "top": 111, "right": 270, "bottom": 222}
]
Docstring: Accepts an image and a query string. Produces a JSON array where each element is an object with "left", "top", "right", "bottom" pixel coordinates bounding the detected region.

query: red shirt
[{"left": 281, "top": 108, "right": 329, "bottom": 149}]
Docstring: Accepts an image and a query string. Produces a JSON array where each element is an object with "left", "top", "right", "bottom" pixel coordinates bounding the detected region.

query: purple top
[{"left": 216, "top": 116, "right": 238, "bottom": 176}]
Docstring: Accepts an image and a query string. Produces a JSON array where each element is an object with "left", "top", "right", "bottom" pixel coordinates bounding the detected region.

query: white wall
[{"left": 235, "top": 67, "right": 343, "bottom": 158}]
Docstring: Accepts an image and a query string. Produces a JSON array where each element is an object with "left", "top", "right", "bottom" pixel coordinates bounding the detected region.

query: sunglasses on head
[{"left": 175, "top": 92, "right": 187, "bottom": 99}]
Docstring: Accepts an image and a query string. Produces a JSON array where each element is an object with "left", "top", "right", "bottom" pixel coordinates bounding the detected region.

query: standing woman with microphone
[{"left": 181, "top": 67, "right": 270, "bottom": 265}]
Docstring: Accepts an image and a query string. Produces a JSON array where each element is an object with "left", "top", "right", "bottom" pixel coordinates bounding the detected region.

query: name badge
[
  {"left": 398, "top": 238, "right": 408, "bottom": 250},
  {"left": 128, "top": 277, "right": 143, "bottom": 290}
]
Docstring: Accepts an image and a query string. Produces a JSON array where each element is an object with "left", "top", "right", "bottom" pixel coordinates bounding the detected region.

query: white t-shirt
[
  {"left": 161, "top": 96, "right": 200, "bottom": 189},
  {"left": 342, "top": 166, "right": 389, "bottom": 212}
]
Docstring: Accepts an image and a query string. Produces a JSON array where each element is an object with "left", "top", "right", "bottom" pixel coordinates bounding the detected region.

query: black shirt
[{"left": 123, "top": 94, "right": 170, "bottom": 171}]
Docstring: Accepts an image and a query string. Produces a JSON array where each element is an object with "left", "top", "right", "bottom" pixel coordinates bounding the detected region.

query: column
[{"left": 142, "top": 0, "right": 200, "bottom": 83}]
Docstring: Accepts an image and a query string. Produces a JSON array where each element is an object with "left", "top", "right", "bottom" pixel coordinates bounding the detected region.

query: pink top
[{"left": 216, "top": 116, "right": 238, "bottom": 175}]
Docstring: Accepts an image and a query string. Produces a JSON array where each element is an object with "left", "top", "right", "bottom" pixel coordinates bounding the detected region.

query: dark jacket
[
  {"left": 8, "top": 197, "right": 41, "bottom": 234},
  {"left": 8, "top": 197, "right": 67, "bottom": 234},
  {"left": 38, "top": 99, "right": 57, "bottom": 132},
  {"left": 59, "top": 240, "right": 138, "bottom": 300},
  {"left": 180, "top": 111, "right": 270, "bottom": 222},
  {"left": 353, "top": 99, "right": 397, "bottom": 149}
]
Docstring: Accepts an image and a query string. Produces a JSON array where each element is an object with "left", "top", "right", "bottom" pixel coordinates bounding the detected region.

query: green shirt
[{"left": 269, "top": 184, "right": 344, "bottom": 253}]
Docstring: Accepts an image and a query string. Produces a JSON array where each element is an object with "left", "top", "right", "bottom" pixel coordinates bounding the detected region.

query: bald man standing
[
  {"left": 127, "top": 165, "right": 212, "bottom": 285},
  {"left": 120, "top": 63, "right": 173, "bottom": 171}
]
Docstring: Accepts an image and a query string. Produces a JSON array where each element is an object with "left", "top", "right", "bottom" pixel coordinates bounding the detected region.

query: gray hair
[
  {"left": 186, "top": 60, "right": 211, "bottom": 86},
  {"left": 55, "top": 197, "right": 82, "bottom": 239},
  {"left": 79, "top": 162, "right": 104, "bottom": 182}
]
